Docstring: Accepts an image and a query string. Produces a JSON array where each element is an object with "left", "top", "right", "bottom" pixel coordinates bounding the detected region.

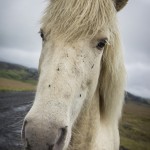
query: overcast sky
[{"left": 0, "top": 0, "right": 150, "bottom": 98}]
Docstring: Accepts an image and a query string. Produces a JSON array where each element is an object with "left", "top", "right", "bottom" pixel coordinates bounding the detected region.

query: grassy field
[
  {"left": 0, "top": 77, "right": 36, "bottom": 91},
  {"left": 0, "top": 70, "right": 37, "bottom": 84},
  {"left": 120, "top": 101, "right": 150, "bottom": 150}
]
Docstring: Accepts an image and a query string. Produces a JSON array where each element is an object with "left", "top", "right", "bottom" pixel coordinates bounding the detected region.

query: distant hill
[
  {"left": 125, "top": 92, "right": 150, "bottom": 105},
  {"left": 0, "top": 61, "right": 38, "bottom": 84}
]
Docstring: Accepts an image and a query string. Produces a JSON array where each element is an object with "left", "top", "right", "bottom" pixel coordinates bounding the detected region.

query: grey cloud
[
  {"left": 118, "top": 0, "right": 150, "bottom": 97},
  {"left": 0, "top": 0, "right": 46, "bottom": 51},
  {"left": 126, "top": 63, "right": 150, "bottom": 98},
  {"left": 0, "top": 47, "right": 40, "bottom": 68},
  {"left": 118, "top": 0, "right": 150, "bottom": 65}
]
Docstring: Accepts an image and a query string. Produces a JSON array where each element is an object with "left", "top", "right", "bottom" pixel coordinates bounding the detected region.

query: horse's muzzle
[{"left": 22, "top": 119, "right": 68, "bottom": 150}]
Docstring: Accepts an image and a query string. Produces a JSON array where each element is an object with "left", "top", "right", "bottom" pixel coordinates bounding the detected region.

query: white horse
[{"left": 22, "top": 0, "right": 128, "bottom": 150}]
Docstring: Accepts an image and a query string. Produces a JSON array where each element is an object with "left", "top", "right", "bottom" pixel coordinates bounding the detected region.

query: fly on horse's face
[{"left": 22, "top": 0, "right": 128, "bottom": 150}]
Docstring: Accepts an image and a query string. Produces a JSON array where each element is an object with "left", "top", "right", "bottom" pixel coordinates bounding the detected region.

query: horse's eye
[
  {"left": 39, "top": 29, "right": 44, "bottom": 41},
  {"left": 96, "top": 39, "right": 108, "bottom": 50}
]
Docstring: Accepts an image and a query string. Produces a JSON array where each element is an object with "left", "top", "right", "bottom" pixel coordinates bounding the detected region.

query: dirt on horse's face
[{"left": 22, "top": 30, "right": 109, "bottom": 150}]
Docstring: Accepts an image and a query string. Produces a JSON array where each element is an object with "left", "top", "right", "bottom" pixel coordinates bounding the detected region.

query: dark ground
[
  {"left": 0, "top": 92, "right": 129, "bottom": 150},
  {"left": 0, "top": 92, "right": 34, "bottom": 150}
]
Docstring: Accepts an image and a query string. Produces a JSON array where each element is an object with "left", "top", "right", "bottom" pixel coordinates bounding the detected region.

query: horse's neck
[
  {"left": 68, "top": 89, "right": 101, "bottom": 150},
  {"left": 68, "top": 89, "right": 120, "bottom": 150}
]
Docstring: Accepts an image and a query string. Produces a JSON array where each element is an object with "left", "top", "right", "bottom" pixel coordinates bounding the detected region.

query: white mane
[{"left": 41, "top": 0, "right": 116, "bottom": 42}]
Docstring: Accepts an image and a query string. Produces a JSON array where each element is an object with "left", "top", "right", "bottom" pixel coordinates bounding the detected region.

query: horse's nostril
[
  {"left": 22, "top": 120, "right": 28, "bottom": 140},
  {"left": 47, "top": 144, "right": 54, "bottom": 150},
  {"left": 57, "top": 126, "right": 68, "bottom": 145},
  {"left": 25, "top": 138, "right": 32, "bottom": 150}
]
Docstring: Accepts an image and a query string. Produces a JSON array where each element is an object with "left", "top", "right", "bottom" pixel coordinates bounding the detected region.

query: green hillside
[
  {"left": 0, "top": 61, "right": 38, "bottom": 91},
  {"left": 120, "top": 101, "right": 150, "bottom": 150},
  {"left": 0, "top": 77, "right": 36, "bottom": 91}
]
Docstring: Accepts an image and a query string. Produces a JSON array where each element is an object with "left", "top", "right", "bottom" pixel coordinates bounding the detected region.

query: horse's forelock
[{"left": 41, "top": 0, "right": 117, "bottom": 43}]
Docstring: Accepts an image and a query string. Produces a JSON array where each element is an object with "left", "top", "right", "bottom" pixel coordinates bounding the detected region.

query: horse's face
[
  {"left": 22, "top": 0, "right": 128, "bottom": 148},
  {"left": 22, "top": 30, "right": 109, "bottom": 150}
]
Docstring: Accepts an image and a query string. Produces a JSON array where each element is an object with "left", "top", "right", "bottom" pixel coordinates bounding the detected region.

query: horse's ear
[{"left": 114, "top": 0, "right": 128, "bottom": 11}]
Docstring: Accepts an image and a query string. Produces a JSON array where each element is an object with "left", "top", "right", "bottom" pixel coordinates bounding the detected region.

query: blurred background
[{"left": 0, "top": 0, "right": 149, "bottom": 150}]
